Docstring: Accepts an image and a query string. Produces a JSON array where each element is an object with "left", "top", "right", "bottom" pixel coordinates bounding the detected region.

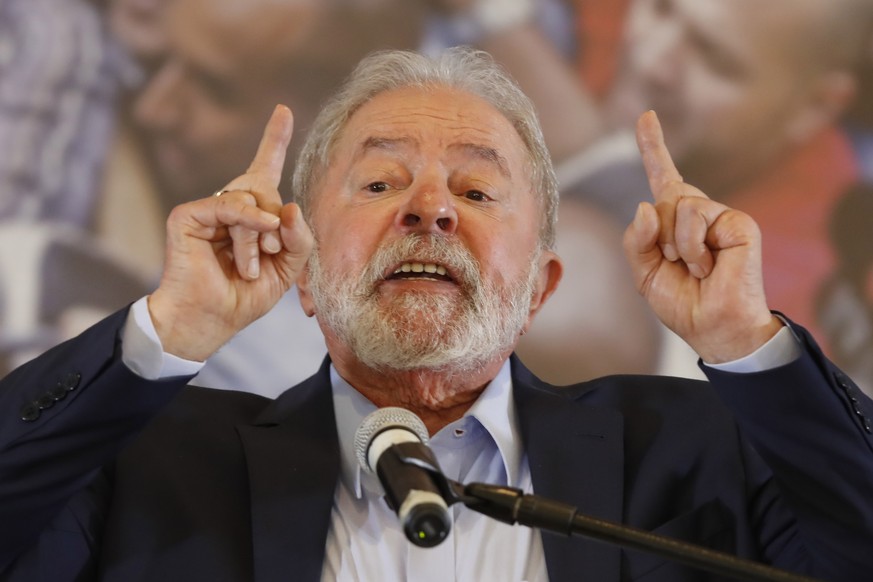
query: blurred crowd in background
[{"left": 2, "top": 0, "right": 873, "bottom": 397}]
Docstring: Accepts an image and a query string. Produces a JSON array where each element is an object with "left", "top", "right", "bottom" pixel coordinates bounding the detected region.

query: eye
[
  {"left": 365, "top": 182, "right": 390, "bottom": 193},
  {"left": 464, "top": 190, "right": 491, "bottom": 202}
]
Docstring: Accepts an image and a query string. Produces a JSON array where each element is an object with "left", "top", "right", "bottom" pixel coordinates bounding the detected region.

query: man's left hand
[{"left": 623, "top": 111, "right": 782, "bottom": 363}]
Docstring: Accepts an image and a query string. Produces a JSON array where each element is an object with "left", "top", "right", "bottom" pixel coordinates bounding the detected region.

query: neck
[{"left": 327, "top": 341, "right": 510, "bottom": 435}]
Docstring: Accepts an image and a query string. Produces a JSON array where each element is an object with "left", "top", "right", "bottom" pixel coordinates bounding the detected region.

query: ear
[
  {"left": 521, "top": 250, "right": 563, "bottom": 335},
  {"left": 785, "top": 69, "right": 857, "bottom": 144},
  {"left": 296, "top": 264, "right": 317, "bottom": 317}
]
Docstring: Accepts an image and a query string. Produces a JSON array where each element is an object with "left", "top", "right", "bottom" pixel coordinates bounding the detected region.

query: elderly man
[{"left": 0, "top": 48, "right": 871, "bottom": 581}]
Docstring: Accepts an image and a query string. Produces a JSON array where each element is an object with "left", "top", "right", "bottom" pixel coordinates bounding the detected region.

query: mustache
[{"left": 355, "top": 234, "right": 482, "bottom": 297}]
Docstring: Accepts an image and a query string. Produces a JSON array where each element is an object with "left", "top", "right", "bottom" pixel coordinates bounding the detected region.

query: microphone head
[{"left": 354, "top": 407, "right": 430, "bottom": 474}]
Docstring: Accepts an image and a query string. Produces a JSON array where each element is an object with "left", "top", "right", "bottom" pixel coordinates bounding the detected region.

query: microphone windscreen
[{"left": 354, "top": 407, "right": 430, "bottom": 473}]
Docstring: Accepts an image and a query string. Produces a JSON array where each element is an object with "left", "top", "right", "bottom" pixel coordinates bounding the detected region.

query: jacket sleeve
[
  {"left": 703, "top": 318, "right": 873, "bottom": 580},
  {"left": 0, "top": 307, "right": 192, "bottom": 573}
]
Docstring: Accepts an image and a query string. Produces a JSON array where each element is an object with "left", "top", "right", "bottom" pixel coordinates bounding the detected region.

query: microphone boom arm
[{"left": 446, "top": 481, "right": 821, "bottom": 582}]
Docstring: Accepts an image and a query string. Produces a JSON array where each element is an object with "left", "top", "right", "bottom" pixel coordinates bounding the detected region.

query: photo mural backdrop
[{"left": 2, "top": 0, "right": 871, "bottom": 396}]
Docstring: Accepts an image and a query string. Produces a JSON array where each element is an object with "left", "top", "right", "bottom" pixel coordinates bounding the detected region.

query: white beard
[{"left": 307, "top": 234, "right": 540, "bottom": 374}]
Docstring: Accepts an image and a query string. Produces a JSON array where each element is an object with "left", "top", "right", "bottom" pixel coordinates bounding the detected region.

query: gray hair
[{"left": 291, "top": 46, "right": 559, "bottom": 249}]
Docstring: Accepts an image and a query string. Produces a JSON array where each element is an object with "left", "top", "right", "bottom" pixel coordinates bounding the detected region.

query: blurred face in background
[
  {"left": 133, "top": 0, "right": 424, "bottom": 210},
  {"left": 608, "top": 0, "right": 857, "bottom": 194},
  {"left": 132, "top": 0, "right": 323, "bottom": 208}
]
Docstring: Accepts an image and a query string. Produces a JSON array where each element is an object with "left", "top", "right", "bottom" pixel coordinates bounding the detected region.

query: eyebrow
[
  {"left": 450, "top": 143, "right": 512, "bottom": 179},
  {"left": 354, "top": 136, "right": 512, "bottom": 179}
]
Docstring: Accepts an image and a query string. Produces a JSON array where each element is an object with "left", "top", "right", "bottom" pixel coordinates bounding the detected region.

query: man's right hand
[{"left": 147, "top": 105, "right": 314, "bottom": 361}]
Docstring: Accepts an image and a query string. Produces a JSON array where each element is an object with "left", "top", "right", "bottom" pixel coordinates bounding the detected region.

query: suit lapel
[
  {"left": 237, "top": 360, "right": 339, "bottom": 582},
  {"left": 512, "top": 357, "right": 625, "bottom": 582}
]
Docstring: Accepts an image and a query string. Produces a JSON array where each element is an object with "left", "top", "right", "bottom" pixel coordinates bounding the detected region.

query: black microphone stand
[
  {"left": 451, "top": 481, "right": 819, "bottom": 582},
  {"left": 398, "top": 448, "right": 820, "bottom": 582}
]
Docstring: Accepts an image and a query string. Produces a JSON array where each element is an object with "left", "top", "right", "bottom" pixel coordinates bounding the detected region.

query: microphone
[{"left": 354, "top": 407, "right": 452, "bottom": 547}]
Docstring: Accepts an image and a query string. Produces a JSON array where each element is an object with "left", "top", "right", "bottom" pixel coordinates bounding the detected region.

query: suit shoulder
[
  {"left": 161, "top": 385, "right": 272, "bottom": 426},
  {"left": 530, "top": 372, "right": 734, "bottom": 429},
  {"left": 121, "top": 386, "right": 273, "bottom": 467},
  {"left": 511, "top": 354, "right": 713, "bottom": 408},
  {"left": 567, "top": 373, "right": 712, "bottom": 399}
]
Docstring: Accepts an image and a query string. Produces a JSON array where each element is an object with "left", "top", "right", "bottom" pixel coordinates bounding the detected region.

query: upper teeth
[{"left": 394, "top": 263, "right": 448, "bottom": 276}]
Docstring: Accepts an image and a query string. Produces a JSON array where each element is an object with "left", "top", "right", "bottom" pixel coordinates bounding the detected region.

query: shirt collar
[{"left": 330, "top": 359, "right": 522, "bottom": 500}]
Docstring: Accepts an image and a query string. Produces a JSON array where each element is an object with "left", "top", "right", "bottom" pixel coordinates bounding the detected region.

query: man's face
[
  {"left": 133, "top": 0, "right": 323, "bottom": 207},
  {"left": 300, "top": 86, "right": 559, "bottom": 372},
  {"left": 609, "top": 0, "right": 821, "bottom": 189}
]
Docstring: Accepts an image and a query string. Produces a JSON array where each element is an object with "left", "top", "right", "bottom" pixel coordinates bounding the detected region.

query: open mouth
[{"left": 386, "top": 262, "right": 455, "bottom": 283}]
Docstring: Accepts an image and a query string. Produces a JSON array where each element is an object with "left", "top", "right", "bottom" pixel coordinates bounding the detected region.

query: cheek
[
  {"left": 184, "top": 96, "right": 250, "bottom": 141},
  {"left": 685, "top": 65, "right": 752, "bottom": 120},
  {"left": 313, "top": 211, "right": 382, "bottom": 271},
  {"left": 202, "top": 118, "right": 250, "bottom": 149},
  {"left": 472, "top": 223, "right": 540, "bottom": 286},
  {"left": 677, "top": 75, "right": 748, "bottom": 141}
]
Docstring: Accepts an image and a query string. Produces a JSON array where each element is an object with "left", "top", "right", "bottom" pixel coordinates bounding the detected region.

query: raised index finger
[
  {"left": 246, "top": 104, "right": 295, "bottom": 188},
  {"left": 636, "top": 110, "right": 685, "bottom": 202}
]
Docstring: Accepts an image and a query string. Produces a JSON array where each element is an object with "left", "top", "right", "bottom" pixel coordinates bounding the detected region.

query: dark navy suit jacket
[{"left": 0, "top": 308, "right": 872, "bottom": 581}]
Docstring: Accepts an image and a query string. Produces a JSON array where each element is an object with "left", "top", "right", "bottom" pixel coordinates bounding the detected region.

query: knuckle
[
  {"left": 229, "top": 224, "right": 258, "bottom": 242},
  {"left": 236, "top": 192, "right": 258, "bottom": 206},
  {"left": 726, "top": 208, "right": 761, "bottom": 238},
  {"left": 166, "top": 203, "right": 191, "bottom": 226}
]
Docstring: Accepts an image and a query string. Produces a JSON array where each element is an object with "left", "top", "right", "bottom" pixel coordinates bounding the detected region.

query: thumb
[
  {"left": 623, "top": 202, "right": 661, "bottom": 266},
  {"left": 623, "top": 201, "right": 666, "bottom": 297},
  {"left": 276, "top": 203, "right": 314, "bottom": 284}
]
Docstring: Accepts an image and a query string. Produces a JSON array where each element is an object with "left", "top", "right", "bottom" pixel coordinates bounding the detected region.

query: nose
[
  {"left": 395, "top": 179, "right": 458, "bottom": 235},
  {"left": 133, "top": 60, "right": 185, "bottom": 131}
]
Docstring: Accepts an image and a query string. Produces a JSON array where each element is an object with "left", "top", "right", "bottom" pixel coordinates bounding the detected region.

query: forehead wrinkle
[
  {"left": 343, "top": 92, "right": 522, "bottom": 179},
  {"left": 350, "top": 135, "right": 513, "bottom": 181},
  {"left": 352, "top": 135, "right": 418, "bottom": 165}
]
